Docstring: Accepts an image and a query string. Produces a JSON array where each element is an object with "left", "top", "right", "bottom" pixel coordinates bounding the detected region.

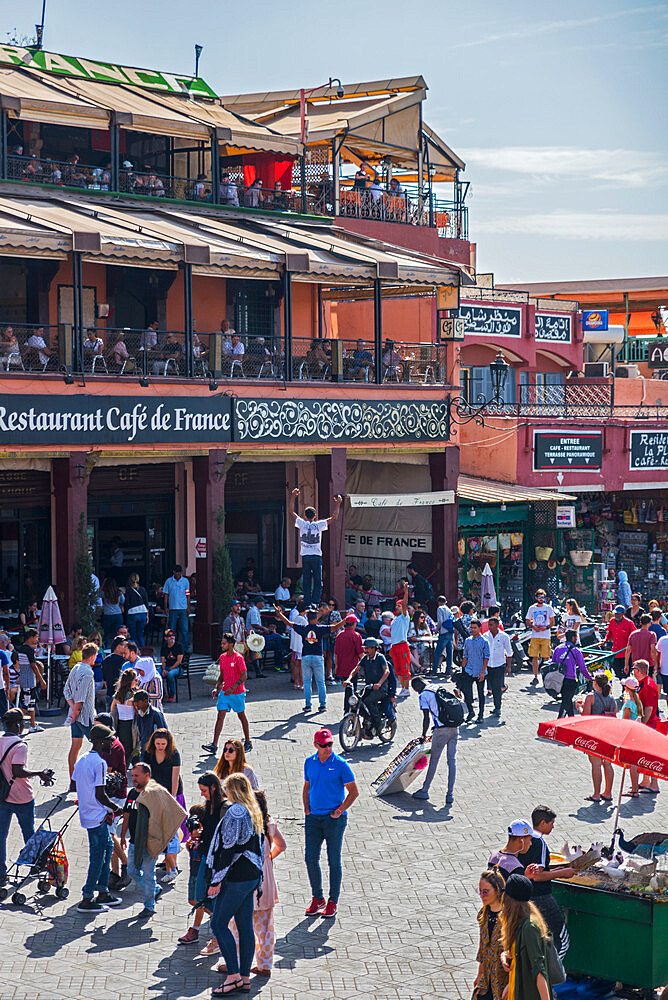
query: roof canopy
[
  {"left": 0, "top": 189, "right": 467, "bottom": 286},
  {"left": 221, "top": 76, "right": 464, "bottom": 180}
]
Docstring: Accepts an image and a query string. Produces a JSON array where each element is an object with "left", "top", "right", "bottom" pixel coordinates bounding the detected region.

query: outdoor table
[{"left": 553, "top": 879, "right": 668, "bottom": 989}]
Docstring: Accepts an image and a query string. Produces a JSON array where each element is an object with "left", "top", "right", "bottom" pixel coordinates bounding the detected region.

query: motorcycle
[{"left": 339, "top": 683, "right": 396, "bottom": 751}]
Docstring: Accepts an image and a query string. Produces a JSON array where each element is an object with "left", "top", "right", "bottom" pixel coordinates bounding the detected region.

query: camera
[{"left": 185, "top": 815, "right": 202, "bottom": 834}]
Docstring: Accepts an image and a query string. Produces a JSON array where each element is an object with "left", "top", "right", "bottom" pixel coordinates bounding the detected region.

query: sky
[{"left": 1, "top": 0, "right": 667, "bottom": 282}]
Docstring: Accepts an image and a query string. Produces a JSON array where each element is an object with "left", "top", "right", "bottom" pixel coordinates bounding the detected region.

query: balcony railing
[
  {"left": 293, "top": 339, "right": 447, "bottom": 385},
  {"left": 0, "top": 323, "right": 62, "bottom": 372}
]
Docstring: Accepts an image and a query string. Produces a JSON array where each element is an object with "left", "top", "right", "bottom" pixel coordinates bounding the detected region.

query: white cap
[{"left": 508, "top": 819, "right": 533, "bottom": 837}]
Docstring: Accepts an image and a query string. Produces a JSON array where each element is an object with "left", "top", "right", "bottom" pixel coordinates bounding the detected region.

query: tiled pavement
[{"left": 1, "top": 669, "right": 666, "bottom": 999}]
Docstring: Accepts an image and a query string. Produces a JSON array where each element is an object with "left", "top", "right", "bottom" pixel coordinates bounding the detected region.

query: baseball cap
[
  {"left": 164, "top": 629, "right": 175, "bottom": 637},
  {"left": 363, "top": 636, "right": 380, "bottom": 648},
  {"left": 614, "top": 605, "right": 626, "bottom": 614},
  {"left": 381, "top": 611, "right": 393, "bottom": 621},
  {"left": 344, "top": 614, "right": 358, "bottom": 625},
  {"left": 621, "top": 676, "right": 639, "bottom": 690},
  {"left": 313, "top": 728, "right": 333, "bottom": 747},
  {"left": 508, "top": 819, "right": 533, "bottom": 837},
  {"left": 89, "top": 723, "right": 113, "bottom": 743}
]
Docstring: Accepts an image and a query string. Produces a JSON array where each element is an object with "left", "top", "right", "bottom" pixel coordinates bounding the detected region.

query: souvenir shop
[{"left": 457, "top": 503, "right": 527, "bottom": 618}]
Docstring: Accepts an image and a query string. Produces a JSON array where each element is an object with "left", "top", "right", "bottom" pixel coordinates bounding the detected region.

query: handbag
[
  {"left": 547, "top": 937, "right": 567, "bottom": 985},
  {"left": 203, "top": 662, "right": 220, "bottom": 685},
  {"left": 535, "top": 546, "right": 553, "bottom": 561},
  {"left": 543, "top": 669, "right": 564, "bottom": 695}
]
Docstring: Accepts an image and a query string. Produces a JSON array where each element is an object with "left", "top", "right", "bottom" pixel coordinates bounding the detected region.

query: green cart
[{"left": 553, "top": 880, "right": 668, "bottom": 990}]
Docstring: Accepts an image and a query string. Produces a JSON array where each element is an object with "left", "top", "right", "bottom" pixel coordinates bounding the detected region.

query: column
[
  {"left": 193, "top": 450, "right": 227, "bottom": 656},
  {"left": 52, "top": 453, "right": 89, "bottom": 627},
  {"left": 429, "top": 446, "right": 459, "bottom": 602},
  {"left": 182, "top": 261, "right": 194, "bottom": 377},
  {"left": 315, "top": 448, "right": 347, "bottom": 607},
  {"left": 210, "top": 134, "right": 220, "bottom": 205},
  {"left": 283, "top": 269, "right": 293, "bottom": 381},
  {"left": 373, "top": 277, "right": 383, "bottom": 383}
]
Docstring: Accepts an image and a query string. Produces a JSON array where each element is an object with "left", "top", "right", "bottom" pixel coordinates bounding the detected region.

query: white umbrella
[
  {"left": 38, "top": 586, "right": 65, "bottom": 704},
  {"left": 480, "top": 562, "right": 497, "bottom": 610}
]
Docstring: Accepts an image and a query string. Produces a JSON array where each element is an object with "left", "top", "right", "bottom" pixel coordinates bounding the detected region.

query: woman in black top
[
  {"left": 208, "top": 773, "right": 264, "bottom": 995},
  {"left": 178, "top": 771, "right": 228, "bottom": 948},
  {"left": 142, "top": 728, "right": 184, "bottom": 879}
]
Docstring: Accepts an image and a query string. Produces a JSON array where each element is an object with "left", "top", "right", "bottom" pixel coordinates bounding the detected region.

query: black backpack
[
  {"left": 0, "top": 738, "right": 22, "bottom": 802},
  {"left": 434, "top": 687, "right": 465, "bottom": 727}
]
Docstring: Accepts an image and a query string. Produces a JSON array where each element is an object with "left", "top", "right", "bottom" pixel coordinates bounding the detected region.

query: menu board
[
  {"left": 629, "top": 430, "right": 668, "bottom": 469},
  {"left": 534, "top": 431, "right": 602, "bottom": 470}
]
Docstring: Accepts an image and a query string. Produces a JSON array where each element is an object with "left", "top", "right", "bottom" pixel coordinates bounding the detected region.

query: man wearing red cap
[
  {"left": 303, "top": 728, "right": 358, "bottom": 919},
  {"left": 334, "top": 614, "right": 364, "bottom": 685}
]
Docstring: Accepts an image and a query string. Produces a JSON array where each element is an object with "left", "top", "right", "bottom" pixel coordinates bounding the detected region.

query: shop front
[
  {"left": 224, "top": 462, "right": 286, "bottom": 589},
  {"left": 457, "top": 504, "right": 527, "bottom": 616},
  {"left": 0, "top": 470, "right": 52, "bottom": 609}
]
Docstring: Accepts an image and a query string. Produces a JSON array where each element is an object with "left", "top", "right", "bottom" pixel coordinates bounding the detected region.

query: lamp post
[
  {"left": 448, "top": 350, "right": 510, "bottom": 434},
  {"left": 194, "top": 44, "right": 203, "bottom": 77}
]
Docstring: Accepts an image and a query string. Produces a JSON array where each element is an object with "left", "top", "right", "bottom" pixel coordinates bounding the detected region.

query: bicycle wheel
[{"left": 339, "top": 713, "right": 360, "bottom": 751}]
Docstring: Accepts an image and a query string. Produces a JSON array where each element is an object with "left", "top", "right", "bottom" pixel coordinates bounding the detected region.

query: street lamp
[
  {"left": 449, "top": 350, "right": 510, "bottom": 432},
  {"left": 300, "top": 77, "right": 343, "bottom": 144}
]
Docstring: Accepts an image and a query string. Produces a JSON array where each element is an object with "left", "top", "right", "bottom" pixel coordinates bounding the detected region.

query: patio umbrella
[
  {"left": 480, "top": 562, "right": 497, "bottom": 610},
  {"left": 537, "top": 715, "right": 668, "bottom": 849},
  {"left": 38, "top": 586, "right": 65, "bottom": 704}
]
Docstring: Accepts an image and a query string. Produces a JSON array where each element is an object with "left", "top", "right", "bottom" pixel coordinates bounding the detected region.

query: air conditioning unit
[
  {"left": 616, "top": 364, "right": 640, "bottom": 379},
  {"left": 583, "top": 362, "right": 609, "bottom": 377}
]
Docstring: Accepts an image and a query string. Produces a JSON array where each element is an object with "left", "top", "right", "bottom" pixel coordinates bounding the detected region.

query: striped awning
[{"left": 457, "top": 476, "right": 576, "bottom": 503}]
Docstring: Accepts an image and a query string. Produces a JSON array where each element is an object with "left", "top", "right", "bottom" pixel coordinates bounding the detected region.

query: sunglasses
[
  {"left": 223, "top": 746, "right": 236, "bottom": 754},
  {"left": 477, "top": 887, "right": 494, "bottom": 898},
  {"left": 317, "top": 741, "right": 333, "bottom": 747}
]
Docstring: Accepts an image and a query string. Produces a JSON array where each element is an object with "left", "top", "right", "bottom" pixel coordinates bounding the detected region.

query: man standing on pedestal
[{"left": 290, "top": 489, "right": 342, "bottom": 607}]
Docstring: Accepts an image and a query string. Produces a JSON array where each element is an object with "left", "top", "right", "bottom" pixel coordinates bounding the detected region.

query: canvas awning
[
  {"left": 457, "top": 476, "right": 576, "bottom": 503},
  {"left": 0, "top": 68, "right": 109, "bottom": 129},
  {"left": 0, "top": 190, "right": 467, "bottom": 285}
]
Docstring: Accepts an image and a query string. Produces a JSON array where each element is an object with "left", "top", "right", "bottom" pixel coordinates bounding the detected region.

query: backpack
[
  {"left": 441, "top": 612, "right": 455, "bottom": 634},
  {"left": 0, "top": 738, "right": 22, "bottom": 802},
  {"left": 434, "top": 687, "right": 465, "bottom": 727}
]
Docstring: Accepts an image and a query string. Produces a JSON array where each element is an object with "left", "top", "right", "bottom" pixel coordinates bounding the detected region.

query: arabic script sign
[
  {"left": 0, "top": 45, "right": 217, "bottom": 98},
  {"left": 535, "top": 313, "right": 572, "bottom": 344},
  {"left": 534, "top": 432, "right": 602, "bottom": 471},
  {"left": 459, "top": 304, "right": 522, "bottom": 338}
]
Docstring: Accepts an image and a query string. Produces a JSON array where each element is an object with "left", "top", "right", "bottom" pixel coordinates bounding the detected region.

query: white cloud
[
  {"left": 461, "top": 146, "right": 667, "bottom": 188},
  {"left": 474, "top": 210, "right": 668, "bottom": 241},
  {"left": 452, "top": 5, "right": 666, "bottom": 48}
]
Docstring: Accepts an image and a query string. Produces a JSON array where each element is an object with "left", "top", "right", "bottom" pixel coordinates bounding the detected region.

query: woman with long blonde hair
[
  {"left": 111, "top": 667, "right": 138, "bottom": 763},
  {"left": 214, "top": 737, "right": 258, "bottom": 789},
  {"left": 500, "top": 874, "right": 552, "bottom": 1000},
  {"left": 207, "top": 773, "right": 264, "bottom": 995},
  {"left": 473, "top": 868, "right": 507, "bottom": 1000}
]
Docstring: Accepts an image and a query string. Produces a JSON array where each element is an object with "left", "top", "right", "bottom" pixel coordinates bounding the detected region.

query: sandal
[
  {"left": 584, "top": 795, "right": 601, "bottom": 802},
  {"left": 212, "top": 980, "right": 243, "bottom": 996},
  {"left": 623, "top": 791, "right": 639, "bottom": 797},
  {"left": 600, "top": 795, "right": 613, "bottom": 801}
]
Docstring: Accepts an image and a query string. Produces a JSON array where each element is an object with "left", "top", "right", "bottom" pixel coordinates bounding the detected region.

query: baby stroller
[{"left": 0, "top": 796, "right": 77, "bottom": 905}]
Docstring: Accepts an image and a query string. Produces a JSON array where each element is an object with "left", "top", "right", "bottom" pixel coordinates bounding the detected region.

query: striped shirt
[{"left": 63, "top": 662, "right": 96, "bottom": 727}]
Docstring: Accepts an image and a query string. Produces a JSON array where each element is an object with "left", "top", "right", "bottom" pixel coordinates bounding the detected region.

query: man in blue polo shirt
[
  {"left": 302, "top": 728, "right": 358, "bottom": 920},
  {"left": 162, "top": 565, "right": 190, "bottom": 650},
  {"left": 461, "top": 618, "right": 489, "bottom": 724}
]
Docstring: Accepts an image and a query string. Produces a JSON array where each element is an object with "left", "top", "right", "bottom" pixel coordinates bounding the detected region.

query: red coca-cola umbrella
[{"left": 537, "top": 716, "right": 668, "bottom": 846}]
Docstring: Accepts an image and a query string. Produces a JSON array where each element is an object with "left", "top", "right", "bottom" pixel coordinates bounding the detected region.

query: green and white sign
[{"left": 0, "top": 45, "right": 218, "bottom": 99}]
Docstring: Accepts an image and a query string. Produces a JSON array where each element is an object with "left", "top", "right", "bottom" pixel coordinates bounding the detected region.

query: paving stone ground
[{"left": 1, "top": 669, "right": 666, "bottom": 999}]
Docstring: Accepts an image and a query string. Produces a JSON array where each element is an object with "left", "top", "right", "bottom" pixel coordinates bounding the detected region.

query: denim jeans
[
  {"left": 164, "top": 666, "right": 181, "bottom": 698},
  {"left": 127, "top": 842, "right": 157, "bottom": 911},
  {"left": 102, "top": 613, "right": 123, "bottom": 647},
  {"left": 434, "top": 633, "right": 453, "bottom": 674},
  {"left": 210, "top": 877, "right": 260, "bottom": 977},
  {"left": 302, "top": 554, "right": 323, "bottom": 606},
  {"left": 0, "top": 689, "right": 7, "bottom": 718},
  {"left": 0, "top": 798, "right": 35, "bottom": 875},
  {"left": 302, "top": 655, "right": 326, "bottom": 709},
  {"left": 419, "top": 725, "right": 458, "bottom": 797},
  {"left": 127, "top": 613, "right": 147, "bottom": 646},
  {"left": 82, "top": 821, "right": 113, "bottom": 899},
  {"left": 305, "top": 812, "right": 347, "bottom": 903},
  {"left": 168, "top": 609, "right": 189, "bottom": 649}
]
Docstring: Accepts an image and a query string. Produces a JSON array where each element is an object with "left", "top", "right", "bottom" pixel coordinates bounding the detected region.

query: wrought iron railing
[{"left": 8, "top": 154, "right": 112, "bottom": 190}]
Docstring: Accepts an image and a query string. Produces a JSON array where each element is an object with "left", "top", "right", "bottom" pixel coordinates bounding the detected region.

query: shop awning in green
[{"left": 458, "top": 503, "right": 528, "bottom": 528}]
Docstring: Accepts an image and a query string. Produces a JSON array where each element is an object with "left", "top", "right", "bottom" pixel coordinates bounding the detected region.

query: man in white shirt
[
  {"left": 526, "top": 590, "right": 555, "bottom": 685},
  {"left": 290, "top": 488, "right": 343, "bottom": 607},
  {"left": 410, "top": 677, "right": 461, "bottom": 805},
  {"left": 656, "top": 631, "right": 668, "bottom": 709},
  {"left": 27, "top": 326, "right": 52, "bottom": 367},
  {"left": 63, "top": 642, "right": 97, "bottom": 779},
  {"left": 71, "top": 723, "right": 121, "bottom": 912},
  {"left": 141, "top": 321, "right": 159, "bottom": 351},
  {"left": 275, "top": 577, "right": 292, "bottom": 602},
  {"left": 484, "top": 617, "right": 513, "bottom": 716}
]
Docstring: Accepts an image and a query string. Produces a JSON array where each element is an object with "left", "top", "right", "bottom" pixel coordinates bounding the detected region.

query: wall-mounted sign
[
  {"left": 0, "top": 45, "right": 218, "bottom": 98},
  {"left": 629, "top": 430, "right": 668, "bottom": 469},
  {"left": 556, "top": 505, "right": 576, "bottom": 528},
  {"left": 438, "top": 316, "right": 465, "bottom": 341},
  {"left": 534, "top": 431, "right": 602, "bottom": 470},
  {"left": 348, "top": 491, "right": 455, "bottom": 508},
  {"left": 195, "top": 537, "right": 207, "bottom": 559},
  {"left": 535, "top": 313, "right": 572, "bottom": 344},
  {"left": 648, "top": 340, "right": 668, "bottom": 369},
  {"left": 234, "top": 399, "right": 450, "bottom": 443},
  {"left": 459, "top": 304, "right": 522, "bottom": 338},
  {"left": 582, "top": 310, "right": 609, "bottom": 332},
  {"left": 0, "top": 396, "right": 232, "bottom": 445},
  {"left": 436, "top": 285, "right": 459, "bottom": 311},
  {"left": 345, "top": 532, "right": 432, "bottom": 558}
]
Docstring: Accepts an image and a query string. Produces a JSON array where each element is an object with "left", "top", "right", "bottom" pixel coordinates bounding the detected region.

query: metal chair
[
  {"left": 91, "top": 354, "right": 108, "bottom": 374},
  {"left": 4, "top": 351, "right": 24, "bottom": 371}
]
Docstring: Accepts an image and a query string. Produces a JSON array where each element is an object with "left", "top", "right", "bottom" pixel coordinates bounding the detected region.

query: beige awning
[
  {"left": 0, "top": 68, "right": 109, "bottom": 128},
  {"left": 458, "top": 476, "right": 576, "bottom": 503}
]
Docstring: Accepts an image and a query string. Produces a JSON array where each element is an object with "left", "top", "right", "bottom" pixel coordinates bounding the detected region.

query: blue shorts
[
  {"left": 216, "top": 691, "right": 246, "bottom": 714},
  {"left": 71, "top": 720, "right": 91, "bottom": 740},
  {"left": 166, "top": 833, "right": 181, "bottom": 855}
]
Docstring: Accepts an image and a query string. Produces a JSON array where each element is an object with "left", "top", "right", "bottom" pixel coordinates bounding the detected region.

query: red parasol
[{"left": 538, "top": 716, "right": 668, "bottom": 847}]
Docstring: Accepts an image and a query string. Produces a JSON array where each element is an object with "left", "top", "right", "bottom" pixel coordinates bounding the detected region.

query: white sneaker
[
  {"left": 160, "top": 870, "right": 178, "bottom": 884},
  {"left": 397, "top": 689, "right": 410, "bottom": 698},
  {"left": 28, "top": 725, "right": 44, "bottom": 733}
]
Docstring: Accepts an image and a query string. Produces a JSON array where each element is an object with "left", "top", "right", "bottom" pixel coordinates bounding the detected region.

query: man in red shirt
[
  {"left": 201, "top": 633, "right": 250, "bottom": 755},
  {"left": 334, "top": 615, "right": 364, "bottom": 683},
  {"left": 634, "top": 659, "right": 661, "bottom": 794},
  {"left": 600, "top": 606, "right": 635, "bottom": 679},
  {"left": 625, "top": 615, "right": 658, "bottom": 677}
]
